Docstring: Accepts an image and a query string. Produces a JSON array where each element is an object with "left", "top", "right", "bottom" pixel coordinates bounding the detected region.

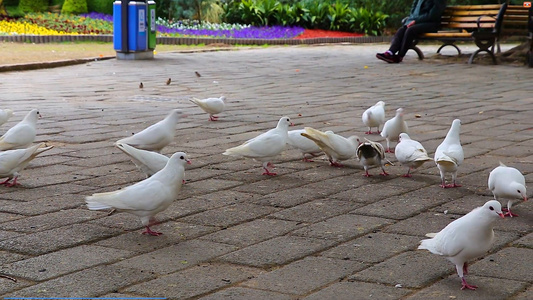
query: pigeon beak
[
  {"left": 524, "top": 196, "right": 528, "bottom": 202},
  {"left": 38, "top": 113, "right": 42, "bottom": 118},
  {"left": 186, "top": 159, "right": 192, "bottom": 165},
  {"left": 498, "top": 213, "right": 505, "bottom": 219},
  {"left": 290, "top": 122, "right": 295, "bottom": 127}
]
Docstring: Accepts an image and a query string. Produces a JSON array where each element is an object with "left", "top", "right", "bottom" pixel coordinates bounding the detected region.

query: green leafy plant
[
  {"left": 352, "top": 6, "right": 387, "bottom": 36},
  {"left": 87, "top": 0, "right": 112, "bottom": 15},
  {"left": 18, "top": 0, "right": 48, "bottom": 13},
  {"left": 61, "top": 0, "right": 88, "bottom": 14}
]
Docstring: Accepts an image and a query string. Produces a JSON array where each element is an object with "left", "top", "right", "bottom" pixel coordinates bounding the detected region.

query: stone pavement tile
[
  {"left": 232, "top": 175, "right": 311, "bottom": 195},
  {"left": 433, "top": 194, "right": 493, "bottom": 215},
  {"left": 95, "top": 221, "right": 217, "bottom": 252},
  {"left": 71, "top": 162, "right": 137, "bottom": 177},
  {"left": 24, "top": 162, "right": 81, "bottom": 177},
  {"left": 63, "top": 152, "right": 131, "bottom": 168},
  {"left": 0, "top": 245, "right": 134, "bottom": 281},
  {"left": 17, "top": 172, "right": 94, "bottom": 188},
  {"left": 252, "top": 186, "right": 331, "bottom": 208},
  {"left": 321, "top": 232, "right": 421, "bottom": 263},
  {"left": 1, "top": 264, "right": 155, "bottom": 298},
  {"left": 0, "top": 183, "right": 95, "bottom": 202},
  {"left": 241, "top": 257, "right": 368, "bottom": 295},
  {"left": 350, "top": 186, "right": 462, "bottom": 220},
  {"left": 74, "top": 171, "right": 144, "bottom": 188},
  {"left": 488, "top": 144, "right": 532, "bottom": 158},
  {"left": 200, "top": 218, "right": 302, "bottom": 247},
  {"left": 180, "top": 179, "right": 242, "bottom": 195},
  {"left": 114, "top": 239, "right": 237, "bottom": 275},
  {"left": 217, "top": 236, "right": 336, "bottom": 268},
  {"left": 469, "top": 247, "right": 533, "bottom": 282},
  {"left": 350, "top": 251, "right": 454, "bottom": 288},
  {"left": 0, "top": 209, "right": 101, "bottom": 233},
  {"left": 181, "top": 167, "right": 232, "bottom": 182},
  {"left": 0, "top": 212, "right": 22, "bottom": 224},
  {"left": 198, "top": 287, "right": 293, "bottom": 300},
  {"left": 291, "top": 214, "right": 394, "bottom": 242},
  {"left": 512, "top": 284, "right": 533, "bottom": 300},
  {"left": 0, "top": 223, "right": 120, "bottom": 255},
  {"left": 180, "top": 203, "right": 279, "bottom": 227},
  {"left": 283, "top": 164, "right": 361, "bottom": 183},
  {"left": 87, "top": 210, "right": 147, "bottom": 232},
  {"left": 0, "top": 277, "right": 34, "bottom": 297},
  {"left": 124, "top": 263, "right": 261, "bottom": 299},
  {"left": 404, "top": 275, "right": 528, "bottom": 300},
  {"left": 270, "top": 199, "right": 362, "bottom": 223},
  {"left": 512, "top": 232, "right": 533, "bottom": 248},
  {"left": 0, "top": 231, "right": 22, "bottom": 242},
  {"left": 0, "top": 250, "right": 27, "bottom": 265},
  {"left": 303, "top": 281, "right": 412, "bottom": 300},
  {"left": 0, "top": 194, "right": 86, "bottom": 216},
  {"left": 466, "top": 139, "right": 516, "bottom": 151},
  {"left": 99, "top": 293, "right": 148, "bottom": 299},
  {"left": 331, "top": 178, "right": 429, "bottom": 204}
]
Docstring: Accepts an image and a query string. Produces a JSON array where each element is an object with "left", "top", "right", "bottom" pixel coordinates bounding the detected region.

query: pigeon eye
[
  {"left": 180, "top": 156, "right": 184, "bottom": 160},
  {"left": 517, "top": 190, "right": 521, "bottom": 194},
  {"left": 489, "top": 206, "right": 494, "bottom": 211}
]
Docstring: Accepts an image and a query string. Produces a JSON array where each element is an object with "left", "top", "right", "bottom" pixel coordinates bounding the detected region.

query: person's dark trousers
[{"left": 389, "top": 22, "right": 439, "bottom": 57}]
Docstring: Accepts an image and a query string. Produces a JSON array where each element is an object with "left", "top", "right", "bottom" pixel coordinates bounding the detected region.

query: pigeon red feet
[
  {"left": 461, "top": 278, "right": 477, "bottom": 290},
  {"left": 329, "top": 161, "right": 344, "bottom": 168},
  {"left": 2, "top": 177, "right": 19, "bottom": 187},
  {"left": 302, "top": 158, "right": 314, "bottom": 162},
  {"left": 262, "top": 170, "right": 277, "bottom": 176},
  {"left": 440, "top": 183, "right": 461, "bottom": 188},
  {"left": 380, "top": 171, "right": 389, "bottom": 176},
  {"left": 364, "top": 131, "right": 372, "bottom": 134},
  {"left": 363, "top": 171, "right": 373, "bottom": 177},
  {"left": 385, "top": 149, "right": 394, "bottom": 153},
  {"left": 209, "top": 115, "right": 219, "bottom": 121},
  {"left": 142, "top": 226, "right": 163, "bottom": 236},
  {"left": 402, "top": 174, "right": 412, "bottom": 178},
  {"left": 502, "top": 208, "right": 518, "bottom": 217}
]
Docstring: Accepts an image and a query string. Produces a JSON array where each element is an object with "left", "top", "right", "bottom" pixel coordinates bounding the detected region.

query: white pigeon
[
  {"left": 418, "top": 200, "right": 504, "bottom": 290},
  {"left": 488, "top": 162, "right": 528, "bottom": 217},
  {"left": 362, "top": 101, "right": 385, "bottom": 134},
  {"left": 115, "top": 143, "right": 169, "bottom": 178},
  {"left": 0, "top": 143, "right": 54, "bottom": 187},
  {"left": 434, "top": 119, "right": 464, "bottom": 188},
  {"left": 380, "top": 108, "right": 408, "bottom": 153},
  {"left": 0, "top": 109, "right": 14, "bottom": 126},
  {"left": 85, "top": 152, "right": 191, "bottom": 236},
  {"left": 301, "top": 127, "right": 361, "bottom": 167},
  {"left": 0, "top": 109, "right": 41, "bottom": 151},
  {"left": 189, "top": 96, "right": 226, "bottom": 121},
  {"left": 223, "top": 116, "right": 293, "bottom": 176},
  {"left": 395, "top": 133, "right": 432, "bottom": 178},
  {"left": 287, "top": 129, "right": 322, "bottom": 162},
  {"left": 115, "top": 109, "right": 184, "bottom": 152},
  {"left": 356, "top": 138, "right": 390, "bottom": 177}
]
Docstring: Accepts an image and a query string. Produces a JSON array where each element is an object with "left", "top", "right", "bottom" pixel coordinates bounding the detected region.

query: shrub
[
  {"left": 61, "top": 0, "right": 87, "bottom": 14},
  {"left": 87, "top": 0, "right": 111, "bottom": 15},
  {"left": 18, "top": 0, "right": 48, "bottom": 13}
]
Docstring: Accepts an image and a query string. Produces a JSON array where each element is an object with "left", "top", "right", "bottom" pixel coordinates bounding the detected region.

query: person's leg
[
  {"left": 377, "top": 26, "right": 406, "bottom": 63},
  {"left": 389, "top": 26, "right": 407, "bottom": 54},
  {"left": 397, "top": 23, "right": 439, "bottom": 59}
]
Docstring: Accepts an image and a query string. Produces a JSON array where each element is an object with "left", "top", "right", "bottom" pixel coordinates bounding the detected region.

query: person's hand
[{"left": 407, "top": 20, "right": 416, "bottom": 28}]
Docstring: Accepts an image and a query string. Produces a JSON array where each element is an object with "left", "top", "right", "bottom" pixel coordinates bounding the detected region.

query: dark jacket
[{"left": 404, "top": 0, "right": 446, "bottom": 25}]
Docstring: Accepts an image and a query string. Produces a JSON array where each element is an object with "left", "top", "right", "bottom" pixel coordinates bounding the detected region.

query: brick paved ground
[{"left": 0, "top": 44, "right": 531, "bottom": 299}]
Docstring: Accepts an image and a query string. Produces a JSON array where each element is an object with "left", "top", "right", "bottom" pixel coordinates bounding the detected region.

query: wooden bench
[
  {"left": 497, "top": 5, "right": 530, "bottom": 52},
  {"left": 411, "top": 4, "right": 508, "bottom": 64}
]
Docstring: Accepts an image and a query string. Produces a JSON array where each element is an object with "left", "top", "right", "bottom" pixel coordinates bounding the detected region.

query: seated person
[{"left": 377, "top": 0, "right": 447, "bottom": 63}]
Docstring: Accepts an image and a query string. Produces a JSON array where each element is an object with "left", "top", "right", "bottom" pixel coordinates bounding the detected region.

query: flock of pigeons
[{"left": 0, "top": 97, "right": 529, "bottom": 291}]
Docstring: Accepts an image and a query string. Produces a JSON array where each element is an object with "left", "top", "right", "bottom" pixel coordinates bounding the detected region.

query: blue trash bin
[
  {"left": 113, "top": 1, "right": 123, "bottom": 51},
  {"left": 128, "top": 1, "right": 147, "bottom": 52}
]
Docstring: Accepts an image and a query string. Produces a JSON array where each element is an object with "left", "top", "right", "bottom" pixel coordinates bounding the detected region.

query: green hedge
[
  {"left": 87, "top": 0, "right": 112, "bottom": 14},
  {"left": 18, "top": 0, "right": 48, "bottom": 13},
  {"left": 61, "top": 0, "right": 87, "bottom": 14}
]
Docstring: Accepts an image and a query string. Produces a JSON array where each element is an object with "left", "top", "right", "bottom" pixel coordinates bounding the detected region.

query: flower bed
[{"left": 0, "top": 12, "right": 362, "bottom": 40}]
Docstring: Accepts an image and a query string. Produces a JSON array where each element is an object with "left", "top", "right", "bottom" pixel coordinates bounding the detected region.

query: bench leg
[
  {"left": 468, "top": 49, "right": 497, "bottom": 65},
  {"left": 437, "top": 43, "right": 461, "bottom": 55},
  {"left": 411, "top": 46, "right": 425, "bottom": 60}
]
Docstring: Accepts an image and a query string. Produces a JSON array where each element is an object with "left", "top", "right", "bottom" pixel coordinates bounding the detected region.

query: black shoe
[{"left": 376, "top": 52, "right": 395, "bottom": 63}]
